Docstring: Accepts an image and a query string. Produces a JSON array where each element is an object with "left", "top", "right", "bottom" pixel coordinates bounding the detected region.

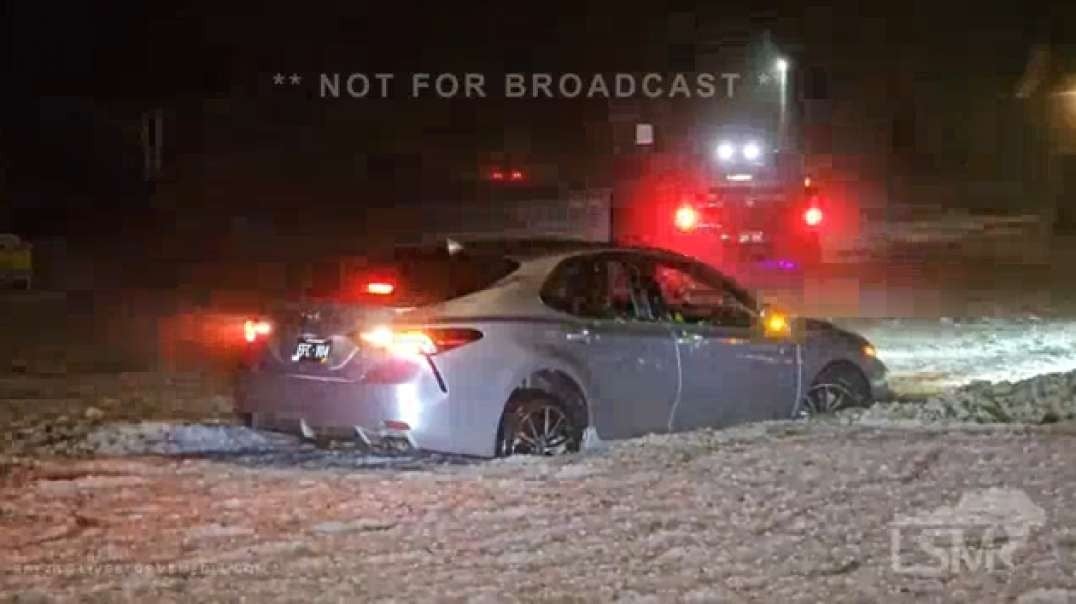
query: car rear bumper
[{"left": 235, "top": 368, "right": 479, "bottom": 455}]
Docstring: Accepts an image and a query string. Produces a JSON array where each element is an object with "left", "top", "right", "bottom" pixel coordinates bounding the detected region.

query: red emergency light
[
  {"left": 804, "top": 206, "right": 823, "bottom": 227},
  {"left": 365, "top": 281, "right": 395, "bottom": 295},
  {"left": 674, "top": 205, "right": 699, "bottom": 232}
]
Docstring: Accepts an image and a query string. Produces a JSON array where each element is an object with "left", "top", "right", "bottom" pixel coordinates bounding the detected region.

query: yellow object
[
  {"left": 1, "top": 249, "right": 31, "bottom": 271},
  {"left": 763, "top": 312, "right": 790, "bottom": 336},
  {"left": 863, "top": 345, "right": 877, "bottom": 358},
  {"left": 0, "top": 235, "right": 32, "bottom": 287}
]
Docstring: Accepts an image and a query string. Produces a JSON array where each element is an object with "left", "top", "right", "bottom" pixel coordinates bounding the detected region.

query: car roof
[
  {"left": 366, "top": 238, "right": 724, "bottom": 278},
  {"left": 498, "top": 240, "right": 756, "bottom": 304},
  {"left": 447, "top": 238, "right": 695, "bottom": 263},
  {"left": 394, "top": 238, "right": 757, "bottom": 319},
  {"left": 447, "top": 238, "right": 614, "bottom": 259}
]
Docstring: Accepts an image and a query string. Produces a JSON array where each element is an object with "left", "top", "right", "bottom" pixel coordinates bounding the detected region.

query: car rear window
[{"left": 312, "top": 248, "right": 520, "bottom": 307}]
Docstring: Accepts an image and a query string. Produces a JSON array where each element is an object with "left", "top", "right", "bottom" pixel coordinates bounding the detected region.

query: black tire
[
  {"left": 495, "top": 390, "right": 584, "bottom": 457},
  {"left": 800, "top": 363, "right": 872, "bottom": 417}
]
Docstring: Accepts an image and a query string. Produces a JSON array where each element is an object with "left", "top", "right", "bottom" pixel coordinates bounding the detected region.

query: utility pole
[{"left": 142, "top": 108, "right": 164, "bottom": 181}]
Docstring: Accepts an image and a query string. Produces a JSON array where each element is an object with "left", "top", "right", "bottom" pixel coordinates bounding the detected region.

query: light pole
[{"left": 775, "top": 58, "right": 789, "bottom": 150}]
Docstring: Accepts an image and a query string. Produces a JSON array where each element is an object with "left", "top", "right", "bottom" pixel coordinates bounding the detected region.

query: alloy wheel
[
  {"left": 507, "top": 403, "right": 575, "bottom": 456},
  {"left": 800, "top": 382, "right": 858, "bottom": 417}
]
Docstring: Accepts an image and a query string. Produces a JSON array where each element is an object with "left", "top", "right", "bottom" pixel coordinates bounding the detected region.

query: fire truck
[
  {"left": 670, "top": 130, "right": 824, "bottom": 269},
  {"left": 611, "top": 40, "right": 826, "bottom": 279}
]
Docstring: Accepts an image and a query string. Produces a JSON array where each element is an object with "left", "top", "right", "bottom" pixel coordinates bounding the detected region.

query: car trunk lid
[{"left": 259, "top": 300, "right": 401, "bottom": 376}]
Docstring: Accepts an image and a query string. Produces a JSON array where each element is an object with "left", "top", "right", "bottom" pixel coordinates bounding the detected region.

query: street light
[{"left": 775, "top": 57, "right": 789, "bottom": 150}]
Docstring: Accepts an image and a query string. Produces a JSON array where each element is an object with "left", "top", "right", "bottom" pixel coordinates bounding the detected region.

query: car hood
[
  {"left": 802, "top": 317, "right": 838, "bottom": 332},
  {"left": 801, "top": 317, "right": 871, "bottom": 346}
]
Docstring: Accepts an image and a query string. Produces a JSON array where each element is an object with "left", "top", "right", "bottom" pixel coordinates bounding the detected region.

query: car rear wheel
[
  {"left": 495, "top": 391, "right": 583, "bottom": 457},
  {"left": 800, "top": 363, "right": 871, "bottom": 417}
]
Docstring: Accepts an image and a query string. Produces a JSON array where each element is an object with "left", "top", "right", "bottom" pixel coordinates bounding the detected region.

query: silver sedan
[{"left": 236, "top": 240, "right": 888, "bottom": 457}]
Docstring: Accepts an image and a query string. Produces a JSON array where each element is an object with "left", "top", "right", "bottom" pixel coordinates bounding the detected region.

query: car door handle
[{"left": 565, "top": 329, "right": 593, "bottom": 343}]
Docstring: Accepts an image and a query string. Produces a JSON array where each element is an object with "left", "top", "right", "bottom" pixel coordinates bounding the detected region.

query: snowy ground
[
  {"left": 3, "top": 423, "right": 1076, "bottom": 602},
  {"left": 839, "top": 316, "right": 1076, "bottom": 396},
  {"left": 2, "top": 316, "right": 1076, "bottom": 601}
]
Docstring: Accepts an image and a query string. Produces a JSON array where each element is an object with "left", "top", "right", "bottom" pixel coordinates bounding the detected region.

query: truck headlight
[
  {"left": 742, "top": 142, "right": 761, "bottom": 160},
  {"left": 716, "top": 142, "right": 735, "bottom": 161}
]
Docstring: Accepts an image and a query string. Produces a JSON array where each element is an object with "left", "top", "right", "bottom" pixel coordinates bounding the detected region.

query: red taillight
[
  {"left": 427, "top": 328, "right": 484, "bottom": 351},
  {"left": 243, "top": 319, "right": 272, "bottom": 343},
  {"left": 674, "top": 204, "right": 699, "bottom": 232},
  {"left": 509, "top": 170, "right": 524, "bottom": 181},
  {"left": 365, "top": 281, "right": 395, "bottom": 295},
  {"left": 383, "top": 420, "right": 411, "bottom": 432},
  {"left": 491, "top": 171, "right": 505, "bottom": 181},
  {"left": 359, "top": 326, "right": 483, "bottom": 356},
  {"left": 804, "top": 206, "right": 823, "bottom": 227}
]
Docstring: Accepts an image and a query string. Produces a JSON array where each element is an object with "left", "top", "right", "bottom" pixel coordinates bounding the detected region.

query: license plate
[{"left": 292, "top": 338, "right": 331, "bottom": 362}]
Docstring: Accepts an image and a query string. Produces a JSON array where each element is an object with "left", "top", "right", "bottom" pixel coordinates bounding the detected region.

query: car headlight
[
  {"left": 742, "top": 142, "right": 761, "bottom": 161},
  {"left": 862, "top": 344, "right": 877, "bottom": 358},
  {"left": 716, "top": 142, "right": 735, "bottom": 161}
]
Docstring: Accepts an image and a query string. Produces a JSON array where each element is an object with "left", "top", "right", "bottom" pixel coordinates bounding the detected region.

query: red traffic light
[{"left": 674, "top": 205, "right": 699, "bottom": 232}]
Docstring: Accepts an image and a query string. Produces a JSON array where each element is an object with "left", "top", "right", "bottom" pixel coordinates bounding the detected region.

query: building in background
[{"left": 1017, "top": 43, "right": 1076, "bottom": 231}]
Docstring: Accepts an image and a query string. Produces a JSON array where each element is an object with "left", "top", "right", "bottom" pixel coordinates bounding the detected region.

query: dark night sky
[
  {"left": 1, "top": 1, "right": 1071, "bottom": 235},
  {"left": 3, "top": 2, "right": 1062, "bottom": 97}
]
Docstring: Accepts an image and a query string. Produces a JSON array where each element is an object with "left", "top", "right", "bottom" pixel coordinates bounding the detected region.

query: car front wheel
[{"left": 800, "top": 363, "right": 871, "bottom": 417}]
